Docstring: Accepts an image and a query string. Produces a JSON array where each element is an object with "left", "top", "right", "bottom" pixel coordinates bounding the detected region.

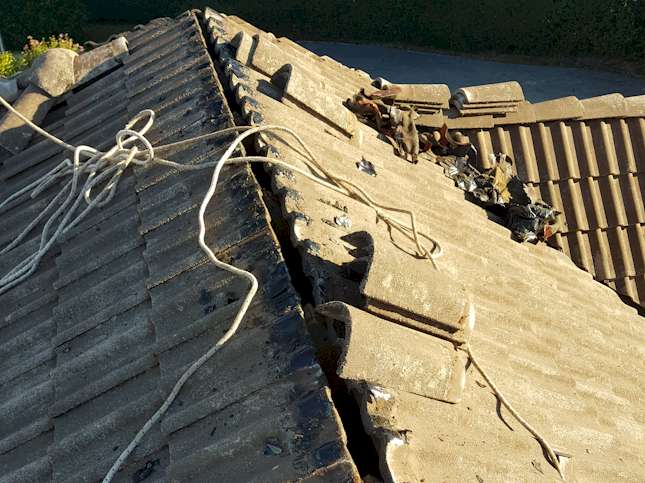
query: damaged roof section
[
  {"left": 0, "top": 11, "right": 357, "bottom": 483},
  {"left": 351, "top": 78, "right": 644, "bottom": 307},
  {"left": 205, "top": 8, "right": 645, "bottom": 482},
  {"left": 465, "top": 95, "right": 645, "bottom": 308},
  {"left": 416, "top": 86, "right": 645, "bottom": 308},
  {"left": 342, "top": 73, "right": 644, "bottom": 307}
]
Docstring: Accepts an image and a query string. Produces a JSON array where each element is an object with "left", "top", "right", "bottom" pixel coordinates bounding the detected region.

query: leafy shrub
[
  {"left": 0, "top": 34, "right": 82, "bottom": 78},
  {"left": 0, "top": 52, "right": 19, "bottom": 78}
]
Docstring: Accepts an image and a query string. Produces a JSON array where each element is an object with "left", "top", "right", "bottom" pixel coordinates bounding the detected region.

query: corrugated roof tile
[
  {"left": 461, "top": 95, "right": 645, "bottom": 306},
  {"left": 207, "top": 11, "right": 644, "bottom": 481},
  {"left": 0, "top": 11, "right": 355, "bottom": 483}
]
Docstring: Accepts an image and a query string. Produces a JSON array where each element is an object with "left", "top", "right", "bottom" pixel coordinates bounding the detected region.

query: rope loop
[
  {"left": 115, "top": 129, "right": 155, "bottom": 165},
  {"left": 126, "top": 108, "right": 155, "bottom": 133}
]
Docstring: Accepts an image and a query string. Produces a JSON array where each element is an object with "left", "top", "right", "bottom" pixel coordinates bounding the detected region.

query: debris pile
[
  {"left": 439, "top": 152, "right": 560, "bottom": 243},
  {"left": 346, "top": 83, "right": 560, "bottom": 243},
  {"left": 346, "top": 86, "right": 423, "bottom": 163},
  {"left": 345, "top": 85, "right": 472, "bottom": 164}
]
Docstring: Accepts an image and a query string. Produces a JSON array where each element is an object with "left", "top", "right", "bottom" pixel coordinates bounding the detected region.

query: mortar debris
[
  {"left": 346, "top": 83, "right": 560, "bottom": 243},
  {"left": 356, "top": 157, "right": 377, "bottom": 176},
  {"left": 346, "top": 87, "right": 421, "bottom": 163},
  {"left": 439, "top": 152, "right": 560, "bottom": 243},
  {"left": 334, "top": 214, "right": 353, "bottom": 229}
]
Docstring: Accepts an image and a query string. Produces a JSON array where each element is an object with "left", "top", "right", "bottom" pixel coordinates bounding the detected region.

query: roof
[
  {"left": 205, "top": 12, "right": 645, "bottom": 310},
  {"left": 0, "top": 12, "right": 356, "bottom": 483},
  {"left": 1, "top": 7, "right": 644, "bottom": 483},
  {"left": 203, "top": 8, "right": 645, "bottom": 482},
  {"left": 459, "top": 96, "right": 645, "bottom": 309}
]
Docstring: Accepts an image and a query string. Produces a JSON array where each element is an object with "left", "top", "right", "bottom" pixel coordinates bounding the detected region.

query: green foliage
[
  {"left": 0, "top": 52, "right": 19, "bottom": 78},
  {"left": 20, "top": 34, "right": 83, "bottom": 66},
  {"left": 0, "top": 34, "right": 82, "bottom": 78}
]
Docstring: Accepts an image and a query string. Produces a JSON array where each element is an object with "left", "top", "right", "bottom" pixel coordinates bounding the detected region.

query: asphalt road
[{"left": 301, "top": 41, "right": 645, "bottom": 103}]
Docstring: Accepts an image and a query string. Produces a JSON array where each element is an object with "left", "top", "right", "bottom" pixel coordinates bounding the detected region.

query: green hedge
[
  {"left": 211, "top": 0, "right": 645, "bottom": 61},
  {"left": 2, "top": 0, "right": 86, "bottom": 50},
  {"left": 2, "top": 1, "right": 644, "bottom": 64}
]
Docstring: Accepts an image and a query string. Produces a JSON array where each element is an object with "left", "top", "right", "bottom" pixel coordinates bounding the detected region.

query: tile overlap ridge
[{"left": 0, "top": 95, "right": 257, "bottom": 480}]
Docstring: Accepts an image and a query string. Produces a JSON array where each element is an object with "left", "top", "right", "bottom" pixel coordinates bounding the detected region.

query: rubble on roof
[
  {"left": 440, "top": 152, "right": 561, "bottom": 242},
  {"left": 347, "top": 83, "right": 562, "bottom": 243},
  {"left": 346, "top": 88, "right": 424, "bottom": 163}
]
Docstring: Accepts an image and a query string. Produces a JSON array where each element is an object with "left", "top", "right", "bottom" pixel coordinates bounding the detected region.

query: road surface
[{"left": 301, "top": 41, "right": 645, "bottom": 103}]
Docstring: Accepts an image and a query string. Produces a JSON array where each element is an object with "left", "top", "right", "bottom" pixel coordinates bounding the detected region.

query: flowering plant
[{"left": 0, "top": 34, "right": 82, "bottom": 77}]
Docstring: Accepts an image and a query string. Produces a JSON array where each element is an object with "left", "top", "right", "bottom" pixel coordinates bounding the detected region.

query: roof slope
[
  {"left": 461, "top": 95, "right": 645, "bottom": 309},
  {"left": 205, "top": 10, "right": 645, "bottom": 481},
  {"left": 0, "top": 12, "right": 357, "bottom": 483}
]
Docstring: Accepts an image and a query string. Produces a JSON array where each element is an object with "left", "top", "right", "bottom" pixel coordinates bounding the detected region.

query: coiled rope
[{"left": 0, "top": 94, "right": 442, "bottom": 481}]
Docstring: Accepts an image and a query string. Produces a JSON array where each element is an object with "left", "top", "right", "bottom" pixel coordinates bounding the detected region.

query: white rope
[
  {"left": 0, "top": 94, "right": 442, "bottom": 481},
  {"left": 463, "top": 343, "right": 568, "bottom": 480}
]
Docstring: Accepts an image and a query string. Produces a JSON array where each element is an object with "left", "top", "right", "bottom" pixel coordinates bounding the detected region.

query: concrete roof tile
[
  {"left": 2, "top": 6, "right": 643, "bottom": 482},
  {"left": 207, "top": 10, "right": 645, "bottom": 481},
  {"left": 0, "top": 11, "right": 355, "bottom": 483}
]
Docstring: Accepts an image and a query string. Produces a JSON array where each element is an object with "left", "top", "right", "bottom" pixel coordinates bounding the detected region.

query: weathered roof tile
[
  {"left": 207, "top": 10, "right": 644, "bottom": 481},
  {"left": 0, "top": 11, "right": 355, "bottom": 483}
]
